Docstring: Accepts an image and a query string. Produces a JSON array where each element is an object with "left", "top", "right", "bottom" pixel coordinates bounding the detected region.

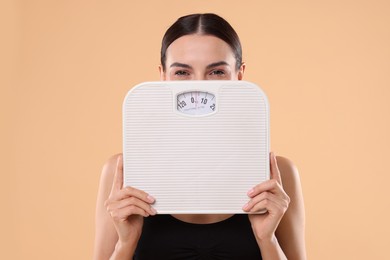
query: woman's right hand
[{"left": 104, "top": 155, "right": 157, "bottom": 244}]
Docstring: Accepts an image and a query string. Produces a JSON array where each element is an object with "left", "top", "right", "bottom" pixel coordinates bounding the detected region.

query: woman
[{"left": 94, "top": 13, "right": 306, "bottom": 260}]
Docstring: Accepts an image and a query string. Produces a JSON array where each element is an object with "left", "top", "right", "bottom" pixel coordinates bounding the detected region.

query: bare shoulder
[
  {"left": 275, "top": 155, "right": 298, "bottom": 175},
  {"left": 275, "top": 155, "right": 301, "bottom": 191},
  {"left": 274, "top": 155, "right": 304, "bottom": 215},
  {"left": 96, "top": 153, "right": 123, "bottom": 204},
  {"left": 103, "top": 153, "right": 122, "bottom": 172},
  {"left": 275, "top": 155, "right": 307, "bottom": 259},
  {"left": 94, "top": 153, "right": 122, "bottom": 259},
  {"left": 100, "top": 153, "right": 122, "bottom": 183}
]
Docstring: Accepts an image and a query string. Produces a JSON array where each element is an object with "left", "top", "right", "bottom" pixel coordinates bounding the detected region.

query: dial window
[{"left": 177, "top": 91, "right": 216, "bottom": 116}]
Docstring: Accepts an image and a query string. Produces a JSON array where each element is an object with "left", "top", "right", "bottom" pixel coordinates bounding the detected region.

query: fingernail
[
  {"left": 147, "top": 195, "right": 155, "bottom": 203},
  {"left": 242, "top": 203, "right": 249, "bottom": 211},
  {"left": 247, "top": 188, "right": 254, "bottom": 196},
  {"left": 150, "top": 207, "right": 157, "bottom": 215}
]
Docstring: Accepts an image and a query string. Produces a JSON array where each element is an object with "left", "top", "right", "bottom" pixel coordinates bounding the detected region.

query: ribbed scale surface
[{"left": 123, "top": 82, "right": 269, "bottom": 213}]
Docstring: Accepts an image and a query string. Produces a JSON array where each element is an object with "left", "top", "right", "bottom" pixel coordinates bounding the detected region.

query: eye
[
  {"left": 209, "top": 70, "right": 225, "bottom": 76},
  {"left": 174, "top": 70, "right": 190, "bottom": 76}
]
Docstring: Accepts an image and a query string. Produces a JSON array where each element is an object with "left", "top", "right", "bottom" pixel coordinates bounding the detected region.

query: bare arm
[
  {"left": 93, "top": 154, "right": 121, "bottom": 260},
  {"left": 244, "top": 153, "right": 306, "bottom": 259},
  {"left": 93, "top": 154, "right": 156, "bottom": 260},
  {"left": 275, "top": 156, "right": 306, "bottom": 260}
]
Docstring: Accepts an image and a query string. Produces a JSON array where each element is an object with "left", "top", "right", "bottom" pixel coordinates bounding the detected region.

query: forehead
[{"left": 165, "top": 34, "right": 236, "bottom": 66}]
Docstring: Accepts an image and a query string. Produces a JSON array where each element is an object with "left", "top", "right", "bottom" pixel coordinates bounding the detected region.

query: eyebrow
[
  {"left": 206, "top": 61, "right": 230, "bottom": 70},
  {"left": 170, "top": 62, "right": 192, "bottom": 69},
  {"left": 169, "top": 61, "right": 230, "bottom": 70}
]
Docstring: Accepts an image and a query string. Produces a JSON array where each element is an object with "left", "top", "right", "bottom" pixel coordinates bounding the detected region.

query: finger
[
  {"left": 251, "top": 191, "right": 289, "bottom": 214},
  {"left": 117, "top": 186, "right": 155, "bottom": 204},
  {"left": 109, "top": 186, "right": 155, "bottom": 210},
  {"left": 247, "top": 179, "right": 280, "bottom": 198},
  {"left": 110, "top": 205, "right": 151, "bottom": 219},
  {"left": 243, "top": 191, "right": 279, "bottom": 212},
  {"left": 250, "top": 199, "right": 280, "bottom": 213},
  {"left": 111, "top": 154, "right": 124, "bottom": 193},
  {"left": 246, "top": 194, "right": 284, "bottom": 214},
  {"left": 109, "top": 196, "right": 157, "bottom": 216},
  {"left": 270, "top": 152, "right": 282, "bottom": 185}
]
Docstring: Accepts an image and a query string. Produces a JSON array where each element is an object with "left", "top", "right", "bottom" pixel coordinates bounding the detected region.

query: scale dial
[{"left": 177, "top": 91, "right": 216, "bottom": 115}]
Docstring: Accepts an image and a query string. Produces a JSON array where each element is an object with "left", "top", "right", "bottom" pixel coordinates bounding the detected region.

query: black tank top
[{"left": 134, "top": 214, "right": 262, "bottom": 260}]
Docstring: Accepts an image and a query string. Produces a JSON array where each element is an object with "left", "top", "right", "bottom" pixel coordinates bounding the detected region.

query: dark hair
[{"left": 160, "top": 13, "right": 242, "bottom": 71}]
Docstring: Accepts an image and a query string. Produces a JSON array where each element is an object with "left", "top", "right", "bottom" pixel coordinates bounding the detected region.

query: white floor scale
[{"left": 123, "top": 81, "right": 270, "bottom": 214}]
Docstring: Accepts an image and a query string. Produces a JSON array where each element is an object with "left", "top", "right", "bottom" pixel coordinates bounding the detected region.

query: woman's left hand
[{"left": 243, "top": 152, "right": 290, "bottom": 242}]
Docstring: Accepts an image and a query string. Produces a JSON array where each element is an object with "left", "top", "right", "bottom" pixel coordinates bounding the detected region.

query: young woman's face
[{"left": 160, "top": 34, "right": 245, "bottom": 81}]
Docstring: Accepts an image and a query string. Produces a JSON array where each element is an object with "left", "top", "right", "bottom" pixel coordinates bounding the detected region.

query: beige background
[{"left": 1, "top": 0, "right": 390, "bottom": 259}]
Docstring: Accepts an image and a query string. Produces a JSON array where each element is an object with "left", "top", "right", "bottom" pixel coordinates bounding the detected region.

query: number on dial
[{"left": 177, "top": 91, "right": 216, "bottom": 115}]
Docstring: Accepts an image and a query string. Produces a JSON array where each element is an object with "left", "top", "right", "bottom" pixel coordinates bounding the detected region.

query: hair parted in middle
[{"left": 160, "top": 13, "right": 243, "bottom": 71}]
